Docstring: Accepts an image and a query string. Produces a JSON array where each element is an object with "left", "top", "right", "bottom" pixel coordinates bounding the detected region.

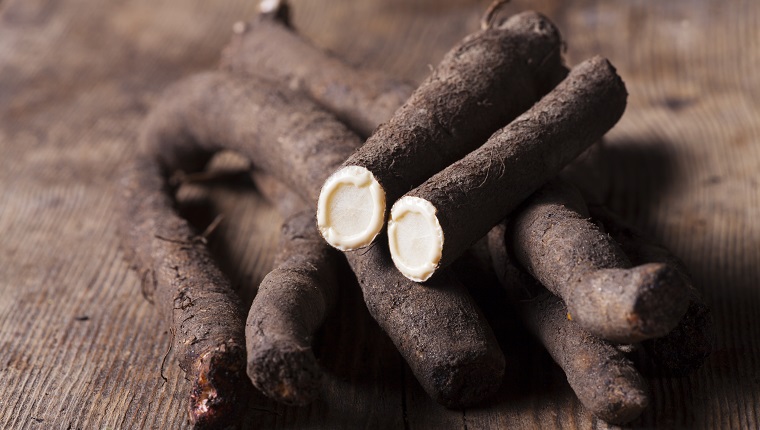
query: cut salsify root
[
  {"left": 508, "top": 179, "right": 689, "bottom": 343},
  {"left": 317, "top": 165, "right": 386, "bottom": 250},
  {"left": 487, "top": 222, "right": 650, "bottom": 424},
  {"left": 388, "top": 56, "right": 627, "bottom": 282},
  {"left": 130, "top": 71, "right": 505, "bottom": 408},
  {"left": 120, "top": 0, "right": 710, "bottom": 420},
  {"left": 225, "top": 5, "right": 512, "bottom": 403},
  {"left": 316, "top": 10, "right": 567, "bottom": 251}
]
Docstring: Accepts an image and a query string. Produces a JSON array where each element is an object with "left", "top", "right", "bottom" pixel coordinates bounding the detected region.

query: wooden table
[{"left": 1, "top": 0, "right": 758, "bottom": 428}]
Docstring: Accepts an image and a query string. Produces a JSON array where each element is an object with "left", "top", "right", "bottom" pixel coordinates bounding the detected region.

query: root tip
[
  {"left": 630, "top": 262, "right": 690, "bottom": 338},
  {"left": 188, "top": 346, "right": 246, "bottom": 428},
  {"left": 259, "top": 0, "right": 292, "bottom": 27},
  {"left": 247, "top": 341, "right": 322, "bottom": 406}
]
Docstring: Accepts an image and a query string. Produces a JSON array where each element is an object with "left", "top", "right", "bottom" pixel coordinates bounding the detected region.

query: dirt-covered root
[
  {"left": 121, "top": 70, "right": 358, "bottom": 421},
  {"left": 256, "top": 174, "right": 506, "bottom": 408},
  {"left": 223, "top": 7, "right": 541, "bottom": 400},
  {"left": 487, "top": 223, "right": 649, "bottom": 424},
  {"left": 588, "top": 204, "right": 714, "bottom": 375},
  {"left": 136, "top": 71, "right": 352, "bottom": 406},
  {"left": 260, "top": 176, "right": 507, "bottom": 406},
  {"left": 119, "top": 156, "right": 246, "bottom": 428},
  {"left": 247, "top": 173, "right": 336, "bottom": 405},
  {"left": 139, "top": 71, "right": 360, "bottom": 206},
  {"left": 220, "top": 0, "right": 414, "bottom": 138},
  {"left": 317, "top": 10, "right": 567, "bottom": 251},
  {"left": 140, "top": 71, "right": 505, "bottom": 408},
  {"left": 524, "top": 293, "right": 650, "bottom": 424},
  {"left": 344, "top": 238, "right": 505, "bottom": 408},
  {"left": 563, "top": 263, "right": 688, "bottom": 343},
  {"left": 508, "top": 179, "right": 688, "bottom": 343},
  {"left": 246, "top": 209, "right": 340, "bottom": 405},
  {"left": 388, "top": 56, "right": 627, "bottom": 282}
]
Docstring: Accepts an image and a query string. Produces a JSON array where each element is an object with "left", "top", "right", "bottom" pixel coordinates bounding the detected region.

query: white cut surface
[
  {"left": 259, "top": 0, "right": 280, "bottom": 13},
  {"left": 388, "top": 196, "right": 443, "bottom": 282},
  {"left": 317, "top": 165, "right": 386, "bottom": 251}
]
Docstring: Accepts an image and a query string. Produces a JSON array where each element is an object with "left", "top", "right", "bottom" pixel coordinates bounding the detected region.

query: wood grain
[{"left": 0, "top": 0, "right": 758, "bottom": 428}]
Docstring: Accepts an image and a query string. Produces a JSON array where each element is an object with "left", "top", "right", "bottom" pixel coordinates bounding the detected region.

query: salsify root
[
  {"left": 120, "top": 0, "right": 707, "bottom": 421},
  {"left": 588, "top": 204, "right": 713, "bottom": 375},
  {"left": 508, "top": 179, "right": 689, "bottom": 343},
  {"left": 315, "top": 8, "right": 566, "bottom": 251},
  {"left": 487, "top": 222, "right": 650, "bottom": 424},
  {"left": 388, "top": 56, "right": 627, "bottom": 282},
  {"left": 226, "top": 2, "right": 517, "bottom": 401},
  {"left": 220, "top": 0, "right": 414, "bottom": 138},
  {"left": 247, "top": 208, "right": 340, "bottom": 405},
  {"left": 133, "top": 71, "right": 505, "bottom": 408},
  {"left": 119, "top": 156, "right": 246, "bottom": 428},
  {"left": 139, "top": 73, "right": 358, "bottom": 206},
  {"left": 522, "top": 293, "right": 650, "bottom": 424}
]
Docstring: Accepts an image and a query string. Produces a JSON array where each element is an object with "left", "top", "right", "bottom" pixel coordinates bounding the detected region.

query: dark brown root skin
[
  {"left": 224, "top": 11, "right": 516, "bottom": 404},
  {"left": 220, "top": 7, "right": 414, "bottom": 138},
  {"left": 246, "top": 209, "right": 340, "bottom": 405},
  {"left": 257, "top": 176, "right": 506, "bottom": 407},
  {"left": 509, "top": 179, "right": 688, "bottom": 343},
  {"left": 223, "top": 8, "right": 521, "bottom": 404},
  {"left": 140, "top": 71, "right": 360, "bottom": 205},
  {"left": 487, "top": 223, "right": 649, "bottom": 424},
  {"left": 526, "top": 293, "right": 650, "bottom": 424},
  {"left": 138, "top": 70, "right": 353, "bottom": 407},
  {"left": 119, "top": 157, "right": 246, "bottom": 428},
  {"left": 246, "top": 337, "right": 322, "bottom": 405},
  {"left": 588, "top": 204, "right": 714, "bottom": 375},
  {"left": 336, "top": 11, "right": 566, "bottom": 207},
  {"left": 344, "top": 237, "right": 505, "bottom": 408},
  {"left": 568, "top": 263, "right": 688, "bottom": 343},
  {"left": 124, "top": 69, "right": 354, "bottom": 421},
  {"left": 404, "top": 56, "right": 627, "bottom": 274},
  {"left": 142, "top": 72, "right": 504, "bottom": 407}
]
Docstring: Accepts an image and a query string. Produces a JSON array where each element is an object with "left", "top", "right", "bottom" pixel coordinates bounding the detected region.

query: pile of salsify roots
[{"left": 118, "top": 0, "right": 712, "bottom": 427}]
